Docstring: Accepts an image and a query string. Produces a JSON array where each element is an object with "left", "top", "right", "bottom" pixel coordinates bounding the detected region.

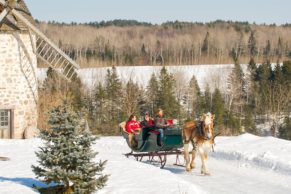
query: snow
[
  {"left": 1, "top": 134, "right": 291, "bottom": 194},
  {"left": 95, "top": 137, "right": 204, "bottom": 194},
  {"left": 213, "top": 134, "right": 291, "bottom": 175},
  {"left": 37, "top": 64, "right": 249, "bottom": 91},
  {"left": 0, "top": 137, "right": 204, "bottom": 194}
]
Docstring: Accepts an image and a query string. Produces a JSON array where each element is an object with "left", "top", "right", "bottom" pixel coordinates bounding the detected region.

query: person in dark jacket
[
  {"left": 140, "top": 111, "right": 154, "bottom": 128},
  {"left": 154, "top": 108, "right": 169, "bottom": 146},
  {"left": 140, "top": 111, "right": 155, "bottom": 140}
]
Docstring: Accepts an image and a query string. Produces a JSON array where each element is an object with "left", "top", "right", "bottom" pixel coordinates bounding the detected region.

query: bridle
[{"left": 202, "top": 119, "right": 214, "bottom": 140}]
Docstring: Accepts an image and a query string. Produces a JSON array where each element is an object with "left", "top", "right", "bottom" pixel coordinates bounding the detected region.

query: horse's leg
[
  {"left": 199, "top": 147, "right": 210, "bottom": 175},
  {"left": 190, "top": 141, "right": 196, "bottom": 169},
  {"left": 184, "top": 142, "right": 191, "bottom": 172}
]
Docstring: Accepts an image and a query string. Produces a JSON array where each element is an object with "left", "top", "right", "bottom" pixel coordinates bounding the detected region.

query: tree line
[
  {"left": 38, "top": 59, "right": 291, "bottom": 139},
  {"left": 37, "top": 20, "right": 291, "bottom": 67}
]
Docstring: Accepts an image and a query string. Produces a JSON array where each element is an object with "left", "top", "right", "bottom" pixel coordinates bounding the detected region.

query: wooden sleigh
[{"left": 120, "top": 122, "right": 184, "bottom": 168}]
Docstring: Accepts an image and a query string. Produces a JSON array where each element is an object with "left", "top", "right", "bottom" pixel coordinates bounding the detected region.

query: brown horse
[{"left": 182, "top": 112, "right": 217, "bottom": 175}]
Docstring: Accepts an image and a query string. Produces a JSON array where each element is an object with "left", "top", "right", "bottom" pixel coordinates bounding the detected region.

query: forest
[
  {"left": 37, "top": 20, "right": 291, "bottom": 67},
  {"left": 35, "top": 20, "right": 291, "bottom": 140},
  {"left": 37, "top": 59, "right": 291, "bottom": 140}
]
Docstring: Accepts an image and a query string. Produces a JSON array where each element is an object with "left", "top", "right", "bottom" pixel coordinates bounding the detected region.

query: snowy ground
[{"left": 1, "top": 134, "right": 291, "bottom": 194}]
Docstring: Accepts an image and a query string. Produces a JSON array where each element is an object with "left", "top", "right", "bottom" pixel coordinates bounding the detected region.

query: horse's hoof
[
  {"left": 186, "top": 167, "right": 192, "bottom": 172},
  {"left": 201, "top": 171, "right": 211, "bottom": 176},
  {"left": 0, "top": 157, "right": 9, "bottom": 161}
]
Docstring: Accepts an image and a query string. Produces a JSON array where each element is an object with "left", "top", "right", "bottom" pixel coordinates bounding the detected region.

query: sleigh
[{"left": 120, "top": 122, "right": 184, "bottom": 168}]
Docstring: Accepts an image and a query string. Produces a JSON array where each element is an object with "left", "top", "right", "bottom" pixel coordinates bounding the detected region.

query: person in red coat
[{"left": 125, "top": 115, "right": 141, "bottom": 148}]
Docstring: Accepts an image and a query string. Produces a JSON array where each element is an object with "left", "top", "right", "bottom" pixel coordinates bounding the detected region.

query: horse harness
[{"left": 184, "top": 120, "right": 214, "bottom": 151}]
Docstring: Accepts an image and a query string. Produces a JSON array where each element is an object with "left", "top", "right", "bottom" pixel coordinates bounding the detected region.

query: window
[{"left": 0, "top": 110, "right": 9, "bottom": 127}]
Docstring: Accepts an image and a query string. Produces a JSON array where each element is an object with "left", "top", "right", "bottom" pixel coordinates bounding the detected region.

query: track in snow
[{"left": 160, "top": 154, "right": 291, "bottom": 194}]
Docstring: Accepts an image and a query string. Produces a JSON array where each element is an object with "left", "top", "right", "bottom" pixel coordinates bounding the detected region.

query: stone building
[
  {"left": 0, "top": 1, "right": 37, "bottom": 138},
  {"left": 0, "top": 0, "right": 79, "bottom": 139}
]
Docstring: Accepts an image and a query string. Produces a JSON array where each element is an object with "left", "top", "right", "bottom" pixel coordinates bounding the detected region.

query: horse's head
[{"left": 202, "top": 112, "right": 215, "bottom": 139}]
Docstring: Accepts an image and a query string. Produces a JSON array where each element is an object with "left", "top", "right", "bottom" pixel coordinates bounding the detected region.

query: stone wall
[{"left": 0, "top": 33, "right": 38, "bottom": 139}]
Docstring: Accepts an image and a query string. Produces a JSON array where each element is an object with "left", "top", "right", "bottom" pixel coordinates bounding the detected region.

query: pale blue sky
[{"left": 25, "top": 0, "right": 291, "bottom": 24}]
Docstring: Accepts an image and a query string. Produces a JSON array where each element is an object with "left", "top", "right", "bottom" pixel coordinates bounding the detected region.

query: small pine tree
[{"left": 32, "top": 102, "right": 108, "bottom": 194}]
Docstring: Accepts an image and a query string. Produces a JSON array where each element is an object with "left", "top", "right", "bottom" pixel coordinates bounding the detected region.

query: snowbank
[{"left": 213, "top": 133, "right": 291, "bottom": 175}]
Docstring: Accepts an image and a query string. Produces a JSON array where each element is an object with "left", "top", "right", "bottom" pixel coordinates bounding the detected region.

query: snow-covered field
[
  {"left": 1, "top": 134, "right": 291, "bottom": 194},
  {"left": 37, "top": 64, "right": 249, "bottom": 91}
]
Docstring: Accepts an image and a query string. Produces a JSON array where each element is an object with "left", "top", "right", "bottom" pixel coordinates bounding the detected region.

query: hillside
[
  {"left": 37, "top": 64, "right": 243, "bottom": 91},
  {"left": 37, "top": 20, "right": 291, "bottom": 67}
]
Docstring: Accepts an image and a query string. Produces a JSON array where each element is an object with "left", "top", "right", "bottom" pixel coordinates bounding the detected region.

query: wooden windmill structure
[{"left": 0, "top": 0, "right": 79, "bottom": 139}]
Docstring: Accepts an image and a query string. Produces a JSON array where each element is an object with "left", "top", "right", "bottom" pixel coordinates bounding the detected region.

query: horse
[{"left": 182, "top": 112, "right": 218, "bottom": 175}]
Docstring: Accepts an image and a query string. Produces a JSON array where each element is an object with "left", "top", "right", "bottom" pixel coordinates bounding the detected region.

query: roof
[{"left": 0, "top": 0, "right": 35, "bottom": 32}]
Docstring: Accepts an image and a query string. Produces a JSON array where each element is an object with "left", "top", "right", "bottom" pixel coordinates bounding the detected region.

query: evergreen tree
[
  {"left": 68, "top": 75, "right": 84, "bottom": 110},
  {"left": 226, "top": 62, "right": 246, "bottom": 132},
  {"left": 248, "top": 58, "right": 256, "bottom": 73},
  {"left": 251, "top": 61, "right": 291, "bottom": 136},
  {"left": 254, "top": 62, "right": 272, "bottom": 114},
  {"left": 211, "top": 88, "right": 225, "bottom": 134},
  {"left": 282, "top": 61, "right": 291, "bottom": 83},
  {"left": 202, "top": 32, "right": 210, "bottom": 55},
  {"left": 146, "top": 73, "right": 159, "bottom": 115},
  {"left": 105, "top": 66, "right": 122, "bottom": 123},
  {"left": 203, "top": 84, "right": 212, "bottom": 112},
  {"left": 263, "top": 40, "right": 271, "bottom": 59},
  {"left": 157, "top": 66, "right": 180, "bottom": 117},
  {"left": 276, "top": 37, "right": 284, "bottom": 59},
  {"left": 93, "top": 82, "right": 106, "bottom": 126},
  {"left": 188, "top": 75, "right": 203, "bottom": 118},
  {"left": 279, "top": 117, "right": 291, "bottom": 140},
  {"left": 32, "top": 102, "right": 108, "bottom": 194},
  {"left": 248, "top": 31, "right": 257, "bottom": 58},
  {"left": 240, "top": 59, "right": 258, "bottom": 134},
  {"left": 141, "top": 43, "right": 146, "bottom": 55},
  {"left": 243, "top": 104, "right": 257, "bottom": 134},
  {"left": 43, "top": 67, "right": 59, "bottom": 93}
]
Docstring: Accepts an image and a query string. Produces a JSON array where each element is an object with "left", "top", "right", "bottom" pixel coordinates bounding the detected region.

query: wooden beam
[
  {"left": 11, "top": 9, "right": 80, "bottom": 69},
  {"left": 0, "top": 8, "right": 8, "bottom": 23}
]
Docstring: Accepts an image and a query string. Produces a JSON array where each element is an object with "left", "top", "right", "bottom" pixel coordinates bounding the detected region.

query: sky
[{"left": 25, "top": 0, "right": 291, "bottom": 25}]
